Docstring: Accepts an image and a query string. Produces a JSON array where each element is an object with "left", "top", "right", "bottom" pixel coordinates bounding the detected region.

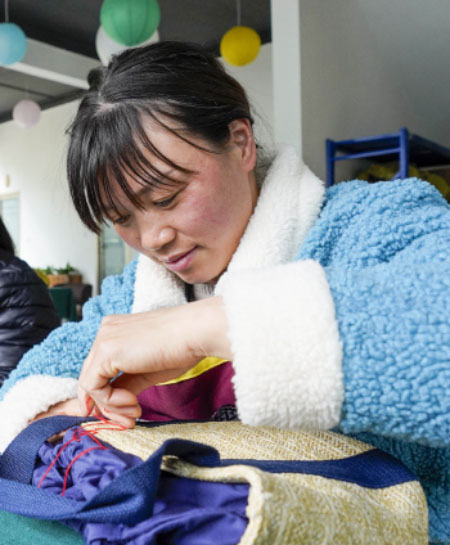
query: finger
[
  {"left": 103, "top": 386, "right": 139, "bottom": 408},
  {"left": 78, "top": 380, "right": 138, "bottom": 410},
  {"left": 91, "top": 404, "right": 103, "bottom": 417},
  {"left": 103, "top": 404, "right": 142, "bottom": 419},
  {"left": 112, "top": 368, "right": 190, "bottom": 393},
  {"left": 98, "top": 410, "right": 136, "bottom": 429},
  {"left": 111, "top": 373, "right": 156, "bottom": 393},
  {"left": 79, "top": 347, "right": 122, "bottom": 396},
  {"left": 78, "top": 387, "right": 94, "bottom": 417}
]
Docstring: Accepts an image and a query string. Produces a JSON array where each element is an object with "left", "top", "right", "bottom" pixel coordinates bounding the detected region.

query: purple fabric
[
  {"left": 138, "top": 361, "right": 236, "bottom": 421},
  {"left": 33, "top": 428, "right": 249, "bottom": 545}
]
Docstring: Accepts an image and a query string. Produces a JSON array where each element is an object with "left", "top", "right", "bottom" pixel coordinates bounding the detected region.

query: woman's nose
[{"left": 140, "top": 222, "right": 176, "bottom": 252}]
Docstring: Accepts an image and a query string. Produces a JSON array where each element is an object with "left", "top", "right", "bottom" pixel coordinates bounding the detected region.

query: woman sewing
[{"left": 1, "top": 41, "right": 450, "bottom": 543}]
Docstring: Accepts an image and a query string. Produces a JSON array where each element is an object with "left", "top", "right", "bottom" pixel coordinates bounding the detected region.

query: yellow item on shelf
[
  {"left": 357, "top": 162, "right": 450, "bottom": 200},
  {"left": 34, "top": 268, "right": 50, "bottom": 286}
]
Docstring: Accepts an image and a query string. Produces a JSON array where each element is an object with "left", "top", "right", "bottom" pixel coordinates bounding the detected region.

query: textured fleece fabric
[{"left": 0, "top": 147, "right": 449, "bottom": 542}]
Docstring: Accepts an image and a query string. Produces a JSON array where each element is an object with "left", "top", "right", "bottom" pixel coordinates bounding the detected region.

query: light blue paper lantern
[{"left": 0, "top": 22, "right": 27, "bottom": 65}]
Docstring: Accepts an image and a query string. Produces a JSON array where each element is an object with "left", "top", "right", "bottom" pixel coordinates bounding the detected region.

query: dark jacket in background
[{"left": 0, "top": 249, "right": 59, "bottom": 386}]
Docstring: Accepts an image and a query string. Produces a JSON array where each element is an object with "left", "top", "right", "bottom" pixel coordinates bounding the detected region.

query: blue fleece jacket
[{"left": 297, "top": 179, "right": 450, "bottom": 543}]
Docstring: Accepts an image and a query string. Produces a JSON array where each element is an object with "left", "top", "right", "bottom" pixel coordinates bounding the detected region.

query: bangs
[
  {"left": 67, "top": 41, "right": 255, "bottom": 234},
  {"left": 67, "top": 104, "right": 207, "bottom": 234}
]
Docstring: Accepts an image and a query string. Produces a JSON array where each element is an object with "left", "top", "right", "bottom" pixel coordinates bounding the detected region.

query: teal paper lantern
[
  {"left": 0, "top": 23, "right": 27, "bottom": 65},
  {"left": 100, "top": 0, "right": 160, "bottom": 47}
]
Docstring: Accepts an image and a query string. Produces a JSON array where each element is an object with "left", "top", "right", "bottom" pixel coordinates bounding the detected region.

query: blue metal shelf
[{"left": 326, "top": 128, "right": 450, "bottom": 187}]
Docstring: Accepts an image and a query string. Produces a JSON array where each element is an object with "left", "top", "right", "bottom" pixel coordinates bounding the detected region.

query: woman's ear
[{"left": 228, "top": 118, "right": 256, "bottom": 172}]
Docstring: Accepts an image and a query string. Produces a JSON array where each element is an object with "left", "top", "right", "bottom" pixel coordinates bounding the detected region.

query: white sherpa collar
[{"left": 132, "top": 146, "right": 325, "bottom": 313}]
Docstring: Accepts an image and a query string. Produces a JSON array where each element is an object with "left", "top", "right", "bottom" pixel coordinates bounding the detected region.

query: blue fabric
[
  {"left": 0, "top": 416, "right": 91, "bottom": 483},
  {"left": 221, "top": 448, "right": 416, "bottom": 489},
  {"left": 0, "top": 418, "right": 224, "bottom": 523},
  {"left": 33, "top": 427, "right": 249, "bottom": 545},
  {"left": 295, "top": 179, "right": 450, "bottom": 543},
  {"left": 297, "top": 179, "right": 450, "bottom": 447}
]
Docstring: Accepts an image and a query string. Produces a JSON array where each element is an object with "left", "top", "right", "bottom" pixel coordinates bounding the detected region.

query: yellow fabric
[
  {"left": 357, "top": 162, "right": 450, "bottom": 199},
  {"left": 91, "top": 422, "right": 428, "bottom": 545},
  {"left": 156, "top": 357, "right": 228, "bottom": 385}
]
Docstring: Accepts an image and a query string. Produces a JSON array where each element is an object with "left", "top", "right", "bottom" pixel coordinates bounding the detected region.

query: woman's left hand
[
  {"left": 32, "top": 398, "right": 84, "bottom": 422},
  {"left": 77, "top": 296, "right": 232, "bottom": 427}
]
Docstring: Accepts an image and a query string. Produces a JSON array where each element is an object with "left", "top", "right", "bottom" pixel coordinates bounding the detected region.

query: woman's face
[{"left": 107, "top": 119, "right": 258, "bottom": 285}]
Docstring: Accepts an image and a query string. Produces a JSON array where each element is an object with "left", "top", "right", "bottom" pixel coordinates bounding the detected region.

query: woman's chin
[{"left": 174, "top": 268, "right": 221, "bottom": 286}]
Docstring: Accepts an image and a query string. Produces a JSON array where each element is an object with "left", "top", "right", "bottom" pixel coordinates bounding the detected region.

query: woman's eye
[
  {"left": 112, "top": 215, "right": 131, "bottom": 226},
  {"left": 154, "top": 194, "right": 176, "bottom": 208}
]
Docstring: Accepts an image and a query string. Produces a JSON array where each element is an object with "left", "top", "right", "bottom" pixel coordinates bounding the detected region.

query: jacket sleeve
[
  {"left": 0, "top": 259, "right": 137, "bottom": 451},
  {"left": 217, "top": 179, "right": 450, "bottom": 448},
  {"left": 327, "top": 240, "right": 450, "bottom": 447},
  {"left": 0, "top": 263, "right": 60, "bottom": 387}
]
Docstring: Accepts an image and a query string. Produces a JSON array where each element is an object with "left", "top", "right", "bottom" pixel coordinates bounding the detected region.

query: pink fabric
[{"left": 138, "top": 361, "right": 236, "bottom": 421}]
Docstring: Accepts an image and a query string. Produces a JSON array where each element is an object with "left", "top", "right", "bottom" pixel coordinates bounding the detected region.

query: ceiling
[{"left": 0, "top": 0, "right": 271, "bottom": 123}]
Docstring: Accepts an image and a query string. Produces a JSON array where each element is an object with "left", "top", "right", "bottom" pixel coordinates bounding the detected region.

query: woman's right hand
[{"left": 77, "top": 296, "right": 232, "bottom": 428}]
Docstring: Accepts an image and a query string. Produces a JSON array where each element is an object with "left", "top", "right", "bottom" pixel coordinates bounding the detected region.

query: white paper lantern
[
  {"left": 96, "top": 26, "right": 160, "bottom": 66},
  {"left": 13, "top": 99, "right": 41, "bottom": 128}
]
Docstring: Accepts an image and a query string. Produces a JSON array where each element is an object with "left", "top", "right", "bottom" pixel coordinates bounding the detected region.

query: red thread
[
  {"left": 38, "top": 412, "right": 127, "bottom": 495},
  {"left": 61, "top": 445, "right": 106, "bottom": 496},
  {"left": 37, "top": 427, "right": 91, "bottom": 489}
]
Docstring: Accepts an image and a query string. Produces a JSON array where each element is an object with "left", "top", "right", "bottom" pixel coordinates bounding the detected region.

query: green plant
[{"left": 55, "top": 263, "right": 78, "bottom": 275}]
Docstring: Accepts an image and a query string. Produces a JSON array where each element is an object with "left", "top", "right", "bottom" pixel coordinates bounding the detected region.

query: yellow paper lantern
[{"left": 220, "top": 26, "right": 261, "bottom": 66}]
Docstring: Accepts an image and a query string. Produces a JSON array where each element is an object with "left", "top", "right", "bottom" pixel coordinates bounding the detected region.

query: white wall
[
  {"left": 224, "top": 43, "right": 274, "bottom": 151},
  {"left": 0, "top": 100, "right": 99, "bottom": 291},
  {"left": 300, "top": 0, "right": 450, "bottom": 181}
]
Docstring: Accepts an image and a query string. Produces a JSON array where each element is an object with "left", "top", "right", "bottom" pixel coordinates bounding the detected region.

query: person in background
[{"left": 0, "top": 217, "right": 59, "bottom": 386}]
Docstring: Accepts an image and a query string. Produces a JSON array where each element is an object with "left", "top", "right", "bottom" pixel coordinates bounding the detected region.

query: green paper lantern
[{"left": 100, "top": 0, "right": 160, "bottom": 47}]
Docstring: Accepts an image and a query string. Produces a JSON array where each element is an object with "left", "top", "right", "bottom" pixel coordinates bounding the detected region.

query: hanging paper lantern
[
  {"left": 100, "top": 0, "right": 160, "bottom": 47},
  {"left": 220, "top": 26, "right": 261, "bottom": 67},
  {"left": 96, "top": 26, "right": 159, "bottom": 66},
  {"left": 0, "top": 22, "right": 27, "bottom": 65},
  {"left": 13, "top": 99, "right": 41, "bottom": 128}
]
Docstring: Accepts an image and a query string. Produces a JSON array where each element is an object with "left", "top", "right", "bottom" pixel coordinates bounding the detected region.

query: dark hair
[
  {"left": 67, "top": 41, "right": 254, "bottom": 233},
  {"left": 0, "top": 217, "right": 14, "bottom": 254}
]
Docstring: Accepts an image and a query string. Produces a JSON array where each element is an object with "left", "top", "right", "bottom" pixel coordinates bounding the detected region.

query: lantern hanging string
[
  {"left": 236, "top": 0, "right": 241, "bottom": 26},
  {"left": 4, "top": 0, "right": 9, "bottom": 22}
]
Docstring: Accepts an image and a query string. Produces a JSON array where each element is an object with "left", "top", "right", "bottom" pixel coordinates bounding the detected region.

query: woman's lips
[{"left": 164, "top": 247, "right": 198, "bottom": 272}]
